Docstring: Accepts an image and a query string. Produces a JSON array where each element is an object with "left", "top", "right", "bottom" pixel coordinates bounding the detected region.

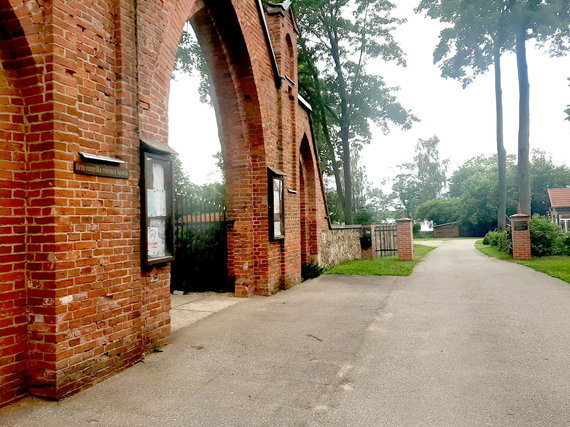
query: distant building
[
  {"left": 433, "top": 222, "right": 460, "bottom": 238},
  {"left": 547, "top": 188, "right": 570, "bottom": 232}
]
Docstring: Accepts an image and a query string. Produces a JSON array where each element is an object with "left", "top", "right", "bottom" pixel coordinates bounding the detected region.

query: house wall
[
  {"left": 433, "top": 224, "right": 460, "bottom": 238},
  {"left": 552, "top": 208, "right": 570, "bottom": 232}
]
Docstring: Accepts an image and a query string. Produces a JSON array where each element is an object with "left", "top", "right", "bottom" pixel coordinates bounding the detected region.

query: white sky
[{"left": 168, "top": 4, "right": 570, "bottom": 188}]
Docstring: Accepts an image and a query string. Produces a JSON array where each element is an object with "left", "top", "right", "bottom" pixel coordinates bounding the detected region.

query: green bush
[
  {"left": 553, "top": 232, "right": 570, "bottom": 256},
  {"left": 483, "top": 215, "right": 569, "bottom": 257},
  {"left": 529, "top": 214, "right": 565, "bottom": 257},
  {"left": 482, "top": 230, "right": 511, "bottom": 253},
  {"left": 496, "top": 229, "right": 512, "bottom": 254},
  {"left": 482, "top": 231, "right": 498, "bottom": 245},
  {"left": 482, "top": 230, "right": 502, "bottom": 246},
  {"left": 301, "top": 262, "right": 325, "bottom": 281},
  {"left": 412, "top": 223, "right": 421, "bottom": 236}
]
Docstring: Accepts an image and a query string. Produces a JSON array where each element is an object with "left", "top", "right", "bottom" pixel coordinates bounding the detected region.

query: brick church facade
[{"left": 0, "top": 0, "right": 329, "bottom": 405}]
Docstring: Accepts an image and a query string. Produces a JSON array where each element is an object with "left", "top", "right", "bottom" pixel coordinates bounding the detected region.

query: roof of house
[{"left": 547, "top": 188, "right": 570, "bottom": 208}]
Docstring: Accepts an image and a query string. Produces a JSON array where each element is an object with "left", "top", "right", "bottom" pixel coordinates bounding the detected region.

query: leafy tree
[
  {"left": 446, "top": 152, "right": 569, "bottom": 235},
  {"left": 418, "top": 0, "right": 570, "bottom": 217},
  {"left": 296, "top": 0, "right": 417, "bottom": 224},
  {"left": 174, "top": 21, "right": 211, "bottom": 104},
  {"left": 416, "top": 0, "right": 514, "bottom": 231},
  {"left": 327, "top": 153, "right": 395, "bottom": 224},
  {"left": 174, "top": 22, "right": 226, "bottom": 161},
  {"left": 530, "top": 149, "right": 570, "bottom": 215},
  {"left": 173, "top": 153, "right": 193, "bottom": 198},
  {"left": 448, "top": 153, "right": 518, "bottom": 235},
  {"left": 415, "top": 198, "right": 461, "bottom": 225},
  {"left": 392, "top": 136, "right": 449, "bottom": 218},
  {"left": 564, "top": 77, "right": 570, "bottom": 120},
  {"left": 566, "top": 77, "right": 570, "bottom": 121}
]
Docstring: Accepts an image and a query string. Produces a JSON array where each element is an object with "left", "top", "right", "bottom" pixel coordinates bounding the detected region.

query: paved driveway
[{"left": 1, "top": 239, "right": 569, "bottom": 426}]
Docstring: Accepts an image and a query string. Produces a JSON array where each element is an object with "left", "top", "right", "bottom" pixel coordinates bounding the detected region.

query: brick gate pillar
[
  {"left": 396, "top": 213, "right": 414, "bottom": 261},
  {"left": 510, "top": 207, "right": 531, "bottom": 260}
]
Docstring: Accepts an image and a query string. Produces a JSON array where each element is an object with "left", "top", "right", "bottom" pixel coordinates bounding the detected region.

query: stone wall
[{"left": 318, "top": 226, "right": 363, "bottom": 268}]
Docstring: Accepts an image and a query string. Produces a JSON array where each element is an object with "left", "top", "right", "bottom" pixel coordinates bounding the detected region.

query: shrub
[
  {"left": 553, "top": 232, "right": 570, "bottom": 256},
  {"left": 483, "top": 230, "right": 501, "bottom": 246},
  {"left": 496, "top": 229, "right": 512, "bottom": 254},
  {"left": 529, "top": 214, "right": 564, "bottom": 257},
  {"left": 301, "top": 262, "right": 325, "bottom": 281},
  {"left": 412, "top": 223, "right": 421, "bottom": 236},
  {"left": 482, "top": 230, "right": 511, "bottom": 253}
]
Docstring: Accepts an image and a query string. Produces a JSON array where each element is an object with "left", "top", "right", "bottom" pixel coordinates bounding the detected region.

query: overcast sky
[{"left": 169, "top": 3, "right": 570, "bottom": 189}]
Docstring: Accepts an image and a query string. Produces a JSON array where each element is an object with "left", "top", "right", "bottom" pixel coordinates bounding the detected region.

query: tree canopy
[
  {"left": 392, "top": 136, "right": 449, "bottom": 218},
  {"left": 415, "top": 151, "right": 570, "bottom": 236},
  {"left": 416, "top": 0, "right": 570, "bottom": 220},
  {"left": 296, "top": 0, "right": 417, "bottom": 223}
]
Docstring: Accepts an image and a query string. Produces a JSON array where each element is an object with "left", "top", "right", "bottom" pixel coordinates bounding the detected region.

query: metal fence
[{"left": 171, "top": 192, "right": 232, "bottom": 293}]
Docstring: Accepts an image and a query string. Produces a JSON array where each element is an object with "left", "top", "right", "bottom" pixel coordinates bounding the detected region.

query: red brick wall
[
  {"left": 1, "top": 0, "right": 50, "bottom": 406},
  {"left": 0, "top": 43, "right": 28, "bottom": 408},
  {"left": 0, "top": 0, "right": 330, "bottom": 405},
  {"left": 396, "top": 218, "right": 414, "bottom": 261},
  {"left": 511, "top": 216, "right": 531, "bottom": 260}
]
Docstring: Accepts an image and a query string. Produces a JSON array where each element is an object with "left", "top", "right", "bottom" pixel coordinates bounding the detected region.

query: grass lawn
[
  {"left": 475, "top": 242, "right": 570, "bottom": 284},
  {"left": 325, "top": 244, "right": 436, "bottom": 276}
]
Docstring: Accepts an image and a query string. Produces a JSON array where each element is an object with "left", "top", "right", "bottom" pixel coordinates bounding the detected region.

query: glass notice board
[
  {"left": 268, "top": 167, "right": 285, "bottom": 240},
  {"left": 141, "top": 151, "right": 175, "bottom": 266}
]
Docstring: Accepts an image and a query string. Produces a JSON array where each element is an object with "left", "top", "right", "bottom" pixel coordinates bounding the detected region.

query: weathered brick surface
[
  {"left": 0, "top": 0, "right": 329, "bottom": 405},
  {"left": 396, "top": 217, "right": 414, "bottom": 261},
  {"left": 0, "top": 39, "right": 28, "bottom": 408},
  {"left": 511, "top": 213, "right": 531, "bottom": 261}
]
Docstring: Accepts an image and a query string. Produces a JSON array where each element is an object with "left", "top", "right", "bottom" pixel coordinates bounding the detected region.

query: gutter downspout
[{"left": 255, "top": 0, "right": 282, "bottom": 88}]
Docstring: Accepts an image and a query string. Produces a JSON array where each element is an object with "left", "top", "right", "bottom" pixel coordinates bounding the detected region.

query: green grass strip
[
  {"left": 325, "top": 244, "right": 436, "bottom": 276},
  {"left": 475, "top": 242, "right": 570, "bottom": 284}
]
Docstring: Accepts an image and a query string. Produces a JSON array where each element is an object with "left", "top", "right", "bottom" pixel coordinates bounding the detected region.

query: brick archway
[
  {"left": 1, "top": 2, "right": 49, "bottom": 405},
  {"left": 300, "top": 135, "right": 319, "bottom": 265},
  {"left": 0, "top": 0, "right": 330, "bottom": 405},
  {"left": 0, "top": 37, "right": 28, "bottom": 408}
]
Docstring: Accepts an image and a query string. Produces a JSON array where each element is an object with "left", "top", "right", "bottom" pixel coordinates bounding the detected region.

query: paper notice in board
[
  {"left": 152, "top": 163, "right": 165, "bottom": 191},
  {"left": 147, "top": 189, "right": 166, "bottom": 217},
  {"left": 148, "top": 219, "right": 166, "bottom": 258}
]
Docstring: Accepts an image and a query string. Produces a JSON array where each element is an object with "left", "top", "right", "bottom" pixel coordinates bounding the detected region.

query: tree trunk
[
  {"left": 516, "top": 28, "right": 531, "bottom": 215},
  {"left": 327, "top": 29, "right": 352, "bottom": 224},
  {"left": 494, "top": 48, "right": 507, "bottom": 231},
  {"left": 298, "top": 36, "right": 345, "bottom": 210},
  {"left": 341, "top": 125, "right": 352, "bottom": 224},
  {"left": 319, "top": 111, "right": 345, "bottom": 209}
]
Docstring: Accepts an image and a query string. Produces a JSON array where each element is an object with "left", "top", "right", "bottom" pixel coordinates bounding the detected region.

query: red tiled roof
[{"left": 548, "top": 188, "right": 570, "bottom": 208}]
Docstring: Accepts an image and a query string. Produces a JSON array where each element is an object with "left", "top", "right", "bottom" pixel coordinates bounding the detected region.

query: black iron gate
[
  {"left": 171, "top": 193, "right": 233, "bottom": 293},
  {"left": 375, "top": 224, "right": 398, "bottom": 257}
]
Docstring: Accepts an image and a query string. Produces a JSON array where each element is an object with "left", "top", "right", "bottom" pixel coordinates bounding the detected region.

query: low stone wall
[{"left": 319, "top": 225, "right": 363, "bottom": 268}]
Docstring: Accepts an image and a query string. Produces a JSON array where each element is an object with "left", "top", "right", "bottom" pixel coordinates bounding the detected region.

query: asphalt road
[{"left": 1, "top": 239, "right": 569, "bottom": 426}]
